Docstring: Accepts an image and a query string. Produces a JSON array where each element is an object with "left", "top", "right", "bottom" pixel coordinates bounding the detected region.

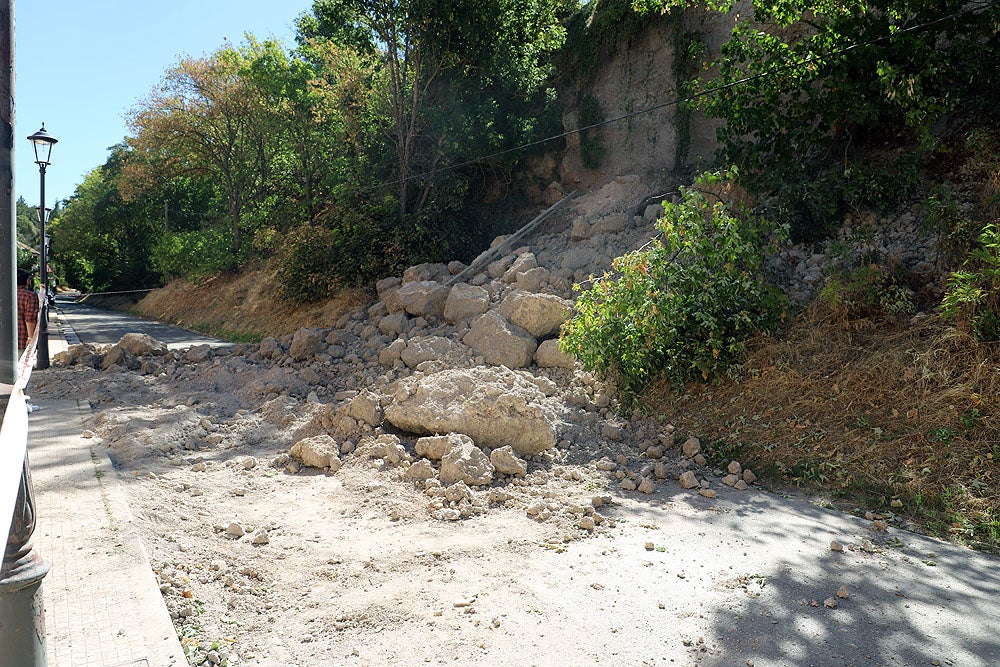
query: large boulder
[
  {"left": 397, "top": 281, "right": 449, "bottom": 319},
  {"left": 498, "top": 291, "right": 573, "bottom": 339},
  {"left": 534, "top": 339, "right": 575, "bottom": 369},
  {"left": 343, "top": 390, "right": 383, "bottom": 427},
  {"left": 462, "top": 311, "right": 537, "bottom": 369},
  {"left": 117, "top": 333, "right": 168, "bottom": 357},
  {"left": 384, "top": 366, "right": 564, "bottom": 456},
  {"left": 439, "top": 434, "right": 494, "bottom": 486},
  {"left": 290, "top": 434, "right": 342, "bottom": 471},
  {"left": 399, "top": 336, "right": 455, "bottom": 369},
  {"left": 443, "top": 283, "right": 489, "bottom": 323},
  {"left": 402, "top": 262, "right": 449, "bottom": 284},
  {"left": 415, "top": 434, "right": 454, "bottom": 461},
  {"left": 289, "top": 328, "right": 327, "bottom": 360}
]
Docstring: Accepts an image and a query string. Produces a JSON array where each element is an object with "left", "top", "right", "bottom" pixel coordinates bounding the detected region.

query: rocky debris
[
  {"left": 385, "top": 366, "right": 565, "bottom": 456},
  {"left": 355, "top": 434, "right": 411, "bottom": 465}
]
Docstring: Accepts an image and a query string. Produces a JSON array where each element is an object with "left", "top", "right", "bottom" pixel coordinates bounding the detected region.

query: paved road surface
[{"left": 53, "top": 296, "right": 231, "bottom": 350}]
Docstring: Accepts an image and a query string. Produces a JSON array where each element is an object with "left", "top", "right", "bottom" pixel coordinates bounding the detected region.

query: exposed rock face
[
  {"left": 384, "top": 366, "right": 564, "bottom": 456},
  {"left": 498, "top": 291, "right": 573, "bottom": 339},
  {"left": 117, "top": 333, "right": 168, "bottom": 357},
  {"left": 462, "top": 311, "right": 537, "bottom": 369}
]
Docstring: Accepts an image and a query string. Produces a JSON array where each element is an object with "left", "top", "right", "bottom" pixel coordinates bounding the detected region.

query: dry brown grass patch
[
  {"left": 650, "top": 307, "right": 1000, "bottom": 551},
  {"left": 133, "top": 264, "right": 370, "bottom": 340}
]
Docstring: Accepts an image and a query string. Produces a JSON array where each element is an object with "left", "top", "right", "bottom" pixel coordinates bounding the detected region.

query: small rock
[
  {"left": 250, "top": 531, "right": 270, "bottom": 545},
  {"left": 637, "top": 478, "right": 656, "bottom": 494},
  {"left": 830, "top": 541, "right": 844, "bottom": 552},
  {"left": 871, "top": 520, "right": 889, "bottom": 532},
  {"left": 823, "top": 597, "right": 838, "bottom": 609},
  {"left": 620, "top": 478, "right": 637, "bottom": 491},
  {"left": 742, "top": 469, "right": 758, "bottom": 484},
  {"left": 836, "top": 585, "right": 850, "bottom": 599},
  {"left": 678, "top": 471, "right": 699, "bottom": 489},
  {"left": 225, "top": 523, "right": 245, "bottom": 538},
  {"left": 734, "top": 480, "right": 748, "bottom": 491},
  {"left": 698, "top": 488, "right": 717, "bottom": 499},
  {"left": 727, "top": 461, "right": 743, "bottom": 475},
  {"left": 681, "top": 437, "right": 701, "bottom": 458},
  {"left": 191, "top": 462, "right": 207, "bottom": 472},
  {"left": 595, "top": 457, "right": 617, "bottom": 472}
]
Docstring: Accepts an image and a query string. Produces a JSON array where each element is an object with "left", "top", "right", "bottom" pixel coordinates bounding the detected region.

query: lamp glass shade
[{"left": 27, "top": 125, "right": 58, "bottom": 165}]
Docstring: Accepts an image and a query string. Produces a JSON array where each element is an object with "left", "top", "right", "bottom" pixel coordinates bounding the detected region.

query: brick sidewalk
[{"left": 27, "top": 309, "right": 186, "bottom": 666}]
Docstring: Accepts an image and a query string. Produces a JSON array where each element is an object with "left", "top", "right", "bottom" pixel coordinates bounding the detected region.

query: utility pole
[{"left": 0, "top": 2, "right": 50, "bottom": 664}]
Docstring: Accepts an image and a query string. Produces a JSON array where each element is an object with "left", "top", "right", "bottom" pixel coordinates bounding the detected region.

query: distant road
[{"left": 53, "top": 297, "right": 232, "bottom": 351}]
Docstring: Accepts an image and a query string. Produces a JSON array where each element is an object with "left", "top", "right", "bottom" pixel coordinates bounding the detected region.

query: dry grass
[
  {"left": 649, "top": 306, "right": 1000, "bottom": 551},
  {"left": 133, "top": 263, "right": 370, "bottom": 340}
]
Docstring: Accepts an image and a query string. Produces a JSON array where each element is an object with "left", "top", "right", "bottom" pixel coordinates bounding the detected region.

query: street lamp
[{"left": 26, "top": 125, "right": 57, "bottom": 370}]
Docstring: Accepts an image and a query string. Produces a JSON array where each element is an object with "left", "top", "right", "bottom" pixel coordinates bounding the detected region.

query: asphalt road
[{"left": 52, "top": 296, "right": 231, "bottom": 351}]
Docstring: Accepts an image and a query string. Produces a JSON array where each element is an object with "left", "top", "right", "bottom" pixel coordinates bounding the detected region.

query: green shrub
[
  {"left": 559, "top": 171, "right": 788, "bottom": 402},
  {"left": 942, "top": 223, "right": 1000, "bottom": 341}
]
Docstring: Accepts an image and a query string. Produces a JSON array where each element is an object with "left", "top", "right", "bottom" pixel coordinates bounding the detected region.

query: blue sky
[{"left": 15, "top": 0, "right": 315, "bottom": 207}]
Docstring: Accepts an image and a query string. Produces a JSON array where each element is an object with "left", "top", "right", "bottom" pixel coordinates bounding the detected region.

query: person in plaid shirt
[{"left": 17, "top": 267, "right": 39, "bottom": 353}]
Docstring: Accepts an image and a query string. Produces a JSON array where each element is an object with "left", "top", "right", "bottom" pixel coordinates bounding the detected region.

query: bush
[
  {"left": 942, "top": 223, "right": 1000, "bottom": 341},
  {"left": 559, "top": 171, "right": 788, "bottom": 402}
]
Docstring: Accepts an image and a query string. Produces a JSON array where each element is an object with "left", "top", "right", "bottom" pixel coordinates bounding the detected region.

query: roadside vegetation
[{"left": 48, "top": 0, "right": 1000, "bottom": 551}]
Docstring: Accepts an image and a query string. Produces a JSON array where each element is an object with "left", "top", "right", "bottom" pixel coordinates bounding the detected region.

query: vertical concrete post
[{"left": 0, "top": 2, "right": 50, "bottom": 664}]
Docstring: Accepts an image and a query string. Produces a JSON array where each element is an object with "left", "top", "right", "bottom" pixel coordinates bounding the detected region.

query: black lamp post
[{"left": 26, "top": 125, "right": 56, "bottom": 370}]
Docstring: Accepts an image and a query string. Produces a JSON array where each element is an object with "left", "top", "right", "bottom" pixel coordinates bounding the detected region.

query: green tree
[
  {"left": 297, "top": 0, "right": 571, "bottom": 222},
  {"left": 127, "top": 39, "right": 297, "bottom": 264}
]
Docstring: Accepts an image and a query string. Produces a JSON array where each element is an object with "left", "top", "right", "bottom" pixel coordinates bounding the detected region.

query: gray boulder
[
  {"left": 289, "top": 328, "right": 326, "bottom": 361},
  {"left": 443, "top": 283, "right": 489, "bottom": 323},
  {"left": 117, "top": 333, "right": 168, "bottom": 357},
  {"left": 385, "top": 366, "right": 564, "bottom": 456},
  {"left": 397, "top": 281, "right": 449, "bottom": 320},
  {"left": 534, "top": 339, "right": 575, "bottom": 369},
  {"left": 462, "top": 311, "right": 536, "bottom": 369},
  {"left": 290, "top": 434, "right": 342, "bottom": 471},
  {"left": 498, "top": 291, "right": 573, "bottom": 339},
  {"left": 400, "top": 335, "right": 455, "bottom": 369}
]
